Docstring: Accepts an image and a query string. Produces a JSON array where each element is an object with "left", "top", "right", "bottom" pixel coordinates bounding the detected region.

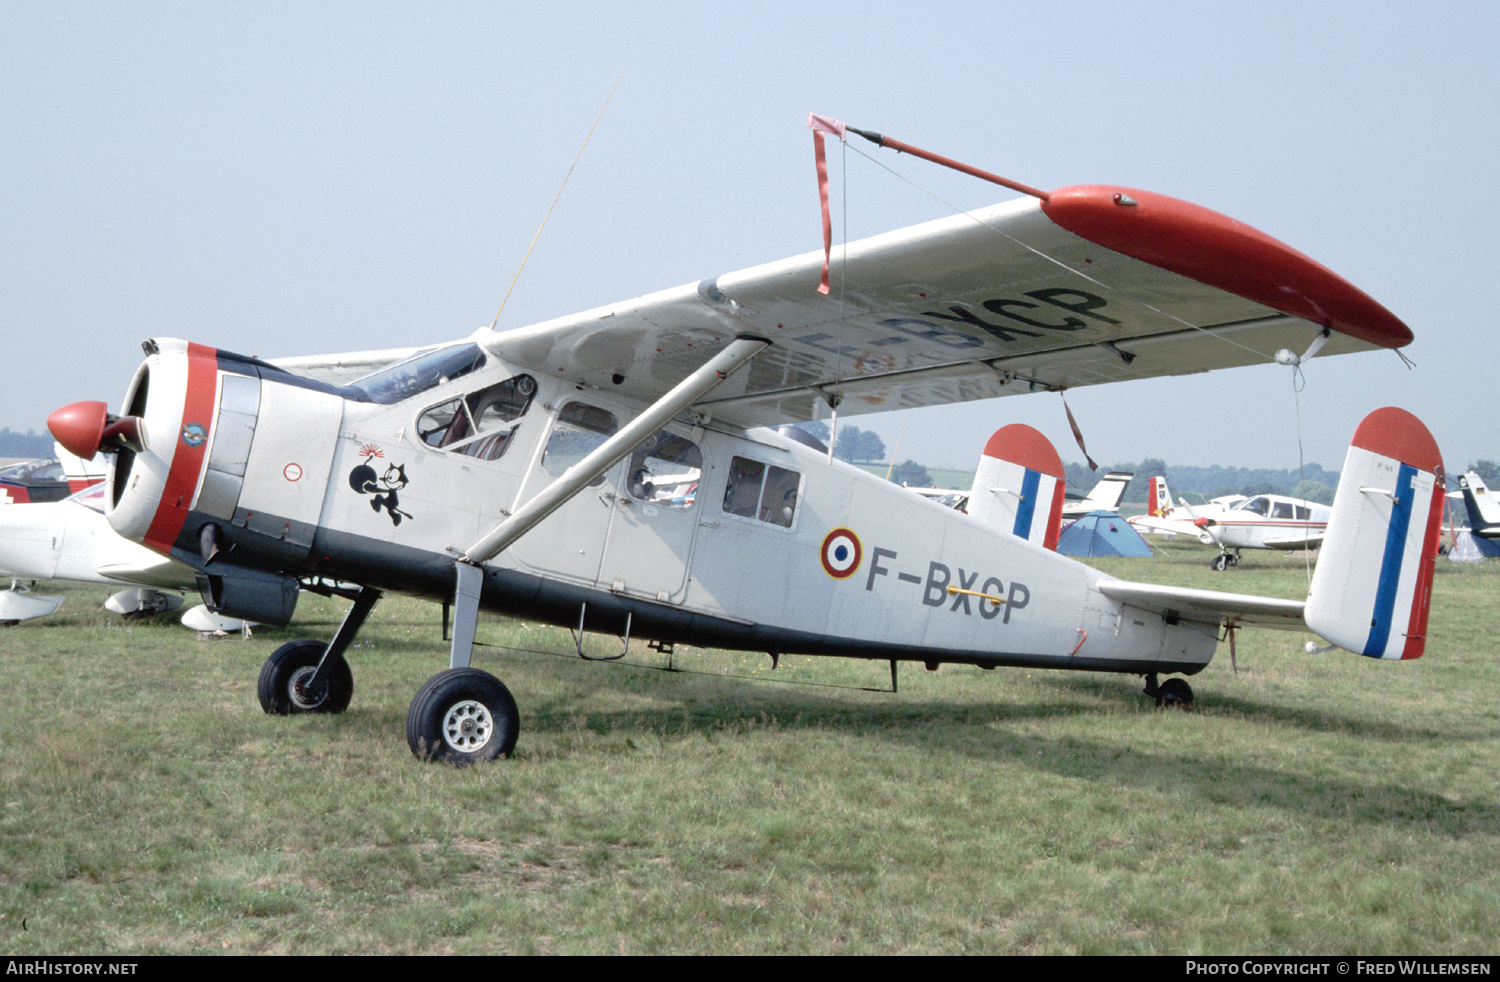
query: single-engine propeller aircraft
[
  {"left": 47, "top": 126, "right": 1443, "bottom": 764},
  {"left": 1130, "top": 475, "right": 1331, "bottom": 570}
]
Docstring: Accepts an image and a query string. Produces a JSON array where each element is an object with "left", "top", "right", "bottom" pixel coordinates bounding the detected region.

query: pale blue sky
[{"left": 4, "top": 1, "right": 1494, "bottom": 474}]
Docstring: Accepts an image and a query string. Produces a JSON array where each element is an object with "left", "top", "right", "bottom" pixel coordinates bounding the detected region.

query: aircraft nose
[
  {"left": 47, "top": 401, "right": 147, "bottom": 460},
  {"left": 1193, "top": 516, "right": 1213, "bottom": 528}
]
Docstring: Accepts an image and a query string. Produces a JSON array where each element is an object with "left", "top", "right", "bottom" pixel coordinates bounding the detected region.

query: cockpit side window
[
  {"left": 1241, "top": 496, "right": 1270, "bottom": 517},
  {"left": 418, "top": 374, "right": 537, "bottom": 461},
  {"left": 625, "top": 430, "right": 703, "bottom": 510},
  {"left": 540, "top": 402, "right": 619, "bottom": 487},
  {"left": 723, "top": 456, "right": 801, "bottom": 528}
]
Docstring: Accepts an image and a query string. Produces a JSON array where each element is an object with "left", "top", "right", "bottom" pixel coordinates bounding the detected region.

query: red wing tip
[
  {"left": 1350, "top": 407, "right": 1443, "bottom": 473},
  {"left": 981, "top": 424, "right": 1065, "bottom": 478},
  {"left": 1042, "top": 184, "right": 1412, "bottom": 350}
]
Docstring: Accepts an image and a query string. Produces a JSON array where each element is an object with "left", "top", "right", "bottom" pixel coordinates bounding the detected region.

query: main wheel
[
  {"left": 257, "top": 639, "right": 354, "bottom": 715},
  {"left": 406, "top": 668, "right": 519, "bottom": 766},
  {"left": 1157, "top": 677, "right": 1194, "bottom": 709}
]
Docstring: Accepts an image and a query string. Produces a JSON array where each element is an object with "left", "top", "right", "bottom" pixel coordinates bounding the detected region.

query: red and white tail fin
[
  {"left": 54, "top": 441, "right": 106, "bottom": 494},
  {"left": 1148, "top": 475, "right": 1174, "bottom": 517},
  {"left": 966, "top": 424, "right": 1066, "bottom": 550},
  {"left": 1305, "top": 407, "right": 1444, "bottom": 660}
]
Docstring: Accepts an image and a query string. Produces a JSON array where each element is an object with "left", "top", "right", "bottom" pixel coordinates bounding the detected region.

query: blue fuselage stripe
[
  {"left": 1013, "top": 468, "right": 1040, "bottom": 540},
  {"left": 1364, "top": 463, "right": 1416, "bottom": 657}
]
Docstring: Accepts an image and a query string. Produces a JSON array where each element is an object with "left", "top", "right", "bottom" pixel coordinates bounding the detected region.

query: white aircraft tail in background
[
  {"left": 1454, "top": 471, "right": 1500, "bottom": 539},
  {"left": 1063, "top": 470, "right": 1133, "bottom": 519}
]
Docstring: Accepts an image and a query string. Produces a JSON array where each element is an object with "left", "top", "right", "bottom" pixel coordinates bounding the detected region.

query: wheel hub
[
  {"left": 443, "top": 700, "right": 493, "bottom": 753},
  {"left": 288, "top": 665, "right": 328, "bottom": 710}
]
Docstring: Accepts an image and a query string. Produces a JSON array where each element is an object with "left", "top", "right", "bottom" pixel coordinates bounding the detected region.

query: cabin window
[
  {"left": 417, "top": 374, "right": 536, "bottom": 461},
  {"left": 625, "top": 430, "right": 703, "bottom": 510},
  {"left": 1294, "top": 504, "right": 1311, "bottom": 521},
  {"left": 723, "top": 456, "right": 801, "bottom": 528},
  {"left": 1271, "top": 501, "right": 1294, "bottom": 520},
  {"left": 540, "top": 401, "right": 619, "bottom": 487},
  {"left": 1241, "top": 497, "right": 1269, "bottom": 517}
]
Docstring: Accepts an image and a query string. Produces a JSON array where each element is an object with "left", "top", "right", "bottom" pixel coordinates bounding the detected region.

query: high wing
[
  {"left": 480, "top": 185, "right": 1410, "bottom": 428},
  {"left": 1098, "top": 580, "right": 1306, "bottom": 631}
]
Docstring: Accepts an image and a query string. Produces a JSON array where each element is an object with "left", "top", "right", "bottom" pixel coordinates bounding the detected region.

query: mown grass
[{"left": 0, "top": 542, "right": 1495, "bottom": 954}]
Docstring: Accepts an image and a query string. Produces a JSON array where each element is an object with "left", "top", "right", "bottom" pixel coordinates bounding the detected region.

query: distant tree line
[{"left": 0, "top": 428, "right": 53, "bottom": 459}]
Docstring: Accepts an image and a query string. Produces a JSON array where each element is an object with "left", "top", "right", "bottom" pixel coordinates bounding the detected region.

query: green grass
[{"left": 0, "top": 544, "right": 1495, "bottom": 954}]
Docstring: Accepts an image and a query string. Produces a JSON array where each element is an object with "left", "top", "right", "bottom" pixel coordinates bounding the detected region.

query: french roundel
[{"left": 820, "top": 528, "right": 862, "bottom": 579}]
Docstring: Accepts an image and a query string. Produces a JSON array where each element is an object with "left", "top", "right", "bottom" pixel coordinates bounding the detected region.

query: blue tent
[{"left": 1056, "top": 510, "right": 1153, "bottom": 558}]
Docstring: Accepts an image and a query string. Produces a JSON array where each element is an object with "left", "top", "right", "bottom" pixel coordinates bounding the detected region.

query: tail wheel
[
  {"left": 1157, "top": 677, "right": 1194, "bottom": 710},
  {"left": 258, "top": 639, "right": 354, "bottom": 715},
  {"left": 407, "top": 668, "right": 519, "bottom": 766}
]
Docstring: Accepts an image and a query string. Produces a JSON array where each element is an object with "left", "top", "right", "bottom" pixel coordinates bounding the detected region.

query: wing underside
[{"left": 480, "top": 189, "right": 1406, "bottom": 429}]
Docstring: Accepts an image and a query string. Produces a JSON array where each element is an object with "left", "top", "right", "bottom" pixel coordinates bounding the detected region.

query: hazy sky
[{"left": 4, "top": 1, "right": 1494, "bottom": 476}]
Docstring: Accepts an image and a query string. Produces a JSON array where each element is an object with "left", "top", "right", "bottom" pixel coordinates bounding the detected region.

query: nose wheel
[{"left": 258, "top": 639, "right": 354, "bottom": 715}]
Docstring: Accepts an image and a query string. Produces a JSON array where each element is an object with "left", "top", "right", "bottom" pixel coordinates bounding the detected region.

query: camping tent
[{"left": 1056, "top": 510, "right": 1153, "bottom": 558}]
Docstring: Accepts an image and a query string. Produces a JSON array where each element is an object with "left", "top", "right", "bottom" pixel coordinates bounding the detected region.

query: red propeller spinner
[{"left": 48, "top": 401, "right": 146, "bottom": 460}]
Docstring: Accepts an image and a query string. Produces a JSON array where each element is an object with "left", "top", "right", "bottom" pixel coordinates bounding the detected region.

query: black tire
[
  {"left": 406, "top": 668, "right": 519, "bottom": 766},
  {"left": 1210, "top": 554, "right": 1229, "bottom": 571},
  {"left": 257, "top": 639, "right": 354, "bottom": 715},
  {"left": 1157, "top": 677, "right": 1194, "bottom": 709}
]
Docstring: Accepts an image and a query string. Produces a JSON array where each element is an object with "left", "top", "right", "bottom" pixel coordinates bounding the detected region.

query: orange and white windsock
[
  {"left": 965, "top": 424, "right": 1066, "bottom": 551},
  {"left": 1305, "top": 407, "right": 1444, "bottom": 660}
]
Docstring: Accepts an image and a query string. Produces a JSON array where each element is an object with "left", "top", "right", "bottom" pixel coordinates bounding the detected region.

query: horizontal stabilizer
[
  {"left": 966, "top": 424, "right": 1065, "bottom": 550},
  {"left": 1098, "top": 580, "right": 1305, "bottom": 630},
  {"left": 1305, "top": 407, "right": 1443, "bottom": 659}
]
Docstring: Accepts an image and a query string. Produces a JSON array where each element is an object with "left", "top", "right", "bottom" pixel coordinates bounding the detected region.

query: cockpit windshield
[{"left": 349, "top": 344, "right": 487, "bottom": 405}]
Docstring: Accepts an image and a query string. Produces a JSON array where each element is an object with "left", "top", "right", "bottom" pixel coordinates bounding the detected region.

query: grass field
[{"left": 0, "top": 542, "right": 1496, "bottom": 954}]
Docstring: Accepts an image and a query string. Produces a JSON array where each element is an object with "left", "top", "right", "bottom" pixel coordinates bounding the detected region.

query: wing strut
[
  {"left": 459, "top": 335, "right": 769, "bottom": 567},
  {"left": 444, "top": 335, "right": 768, "bottom": 671}
]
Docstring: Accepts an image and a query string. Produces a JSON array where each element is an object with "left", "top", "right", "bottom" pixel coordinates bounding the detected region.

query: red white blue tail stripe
[
  {"left": 965, "top": 424, "right": 1065, "bottom": 551},
  {"left": 1305, "top": 408, "right": 1443, "bottom": 660}
]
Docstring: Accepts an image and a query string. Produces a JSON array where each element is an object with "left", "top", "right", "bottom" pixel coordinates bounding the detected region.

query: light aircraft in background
[
  {"left": 911, "top": 466, "right": 1132, "bottom": 523},
  {"left": 48, "top": 130, "right": 1443, "bottom": 765},
  {"left": 0, "top": 453, "right": 253, "bottom": 631},
  {"left": 0, "top": 445, "right": 104, "bottom": 505},
  {"left": 1130, "top": 476, "right": 1329, "bottom": 570},
  {"left": 1454, "top": 471, "right": 1500, "bottom": 540}
]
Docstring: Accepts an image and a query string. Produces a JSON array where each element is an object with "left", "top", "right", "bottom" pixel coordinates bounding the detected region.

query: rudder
[
  {"left": 966, "top": 424, "right": 1066, "bottom": 550},
  {"left": 1305, "top": 407, "right": 1444, "bottom": 659}
]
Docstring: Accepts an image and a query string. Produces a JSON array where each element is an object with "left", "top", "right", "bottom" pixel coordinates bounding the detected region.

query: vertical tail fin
[
  {"left": 1456, "top": 471, "right": 1500, "bottom": 534},
  {"left": 1305, "top": 407, "right": 1444, "bottom": 660},
  {"left": 1149, "top": 475, "right": 1174, "bottom": 517},
  {"left": 1080, "top": 471, "right": 1133, "bottom": 512},
  {"left": 53, "top": 441, "right": 107, "bottom": 495},
  {"left": 967, "top": 424, "right": 1066, "bottom": 550}
]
